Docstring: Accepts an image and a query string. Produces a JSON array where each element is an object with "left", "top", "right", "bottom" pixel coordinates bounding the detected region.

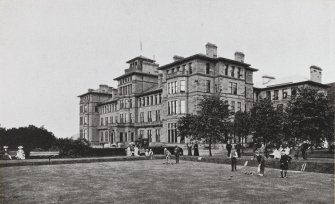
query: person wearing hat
[
  {"left": 256, "top": 150, "right": 265, "bottom": 176},
  {"left": 174, "top": 145, "right": 181, "bottom": 164},
  {"left": 164, "top": 148, "right": 171, "bottom": 164},
  {"left": 280, "top": 150, "right": 292, "bottom": 178},
  {"left": 16, "top": 146, "right": 25, "bottom": 160}
]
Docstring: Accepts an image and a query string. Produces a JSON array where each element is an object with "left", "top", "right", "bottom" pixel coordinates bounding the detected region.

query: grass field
[{"left": 0, "top": 160, "right": 334, "bottom": 204}]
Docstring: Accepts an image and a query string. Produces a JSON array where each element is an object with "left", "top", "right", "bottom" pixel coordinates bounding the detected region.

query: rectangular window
[
  {"left": 129, "top": 113, "right": 132, "bottom": 123},
  {"left": 155, "top": 95, "right": 158, "bottom": 104},
  {"left": 120, "top": 114, "right": 124, "bottom": 123},
  {"left": 84, "top": 116, "right": 88, "bottom": 125},
  {"left": 237, "top": 67, "right": 241, "bottom": 79},
  {"left": 155, "top": 129, "right": 160, "bottom": 142},
  {"left": 231, "top": 66, "right": 235, "bottom": 77},
  {"left": 119, "top": 132, "right": 123, "bottom": 142},
  {"left": 84, "top": 105, "right": 88, "bottom": 113},
  {"left": 80, "top": 129, "right": 83, "bottom": 138},
  {"left": 231, "top": 101, "right": 235, "bottom": 112},
  {"left": 277, "top": 104, "right": 284, "bottom": 111},
  {"left": 80, "top": 106, "right": 83, "bottom": 113},
  {"left": 180, "top": 100, "right": 186, "bottom": 114},
  {"left": 274, "top": 90, "right": 279, "bottom": 100},
  {"left": 174, "top": 81, "right": 177, "bottom": 93},
  {"left": 140, "top": 130, "right": 144, "bottom": 138},
  {"left": 230, "top": 82, "right": 237, "bottom": 95},
  {"left": 237, "top": 102, "right": 241, "bottom": 112},
  {"left": 140, "top": 112, "right": 144, "bottom": 123},
  {"left": 180, "top": 80, "right": 185, "bottom": 92},
  {"left": 168, "top": 123, "right": 177, "bottom": 143},
  {"left": 206, "top": 80, "right": 211, "bottom": 93},
  {"left": 148, "top": 130, "right": 152, "bottom": 142},
  {"left": 131, "top": 132, "right": 134, "bottom": 142},
  {"left": 110, "top": 116, "right": 113, "bottom": 124},
  {"left": 100, "top": 118, "right": 103, "bottom": 126},
  {"left": 148, "top": 111, "right": 152, "bottom": 122},
  {"left": 115, "top": 116, "right": 118, "bottom": 123},
  {"left": 146, "top": 97, "right": 149, "bottom": 106},
  {"left": 159, "top": 94, "right": 161, "bottom": 104},
  {"left": 105, "top": 117, "right": 108, "bottom": 125},
  {"left": 266, "top": 91, "right": 271, "bottom": 99},
  {"left": 150, "top": 96, "right": 153, "bottom": 105},
  {"left": 80, "top": 117, "right": 83, "bottom": 125},
  {"left": 225, "top": 64, "right": 229, "bottom": 75},
  {"left": 189, "top": 63, "right": 193, "bottom": 74},
  {"left": 156, "top": 110, "right": 160, "bottom": 121},
  {"left": 282, "top": 89, "right": 288, "bottom": 99},
  {"left": 206, "top": 63, "right": 210, "bottom": 74}
]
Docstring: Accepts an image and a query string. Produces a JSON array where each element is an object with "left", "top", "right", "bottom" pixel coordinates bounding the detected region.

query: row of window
[
  {"left": 99, "top": 131, "right": 135, "bottom": 143},
  {"left": 100, "top": 113, "right": 133, "bottom": 126},
  {"left": 167, "top": 80, "right": 185, "bottom": 94},
  {"left": 166, "top": 63, "right": 193, "bottom": 75},
  {"left": 119, "top": 76, "right": 132, "bottom": 85},
  {"left": 139, "top": 110, "right": 161, "bottom": 123},
  {"left": 167, "top": 100, "right": 186, "bottom": 115},
  {"left": 229, "top": 101, "right": 242, "bottom": 112},
  {"left": 79, "top": 129, "right": 88, "bottom": 139},
  {"left": 119, "top": 84, "right": 132, "bottom": 95},
  {"left": 80, "top": 105, "right": 88, "bottom": 113},
  {"left": 139, "top": 129, "right": 161, "bottom": 142},
  {"left": 79, "top": 116, "right": 88, "bottom": 125},
  {"left": 138, "top": 94, "right": 162, "bottom": 107},
  {"left": 265, "top": 88, "right": 292, "bottom": 101}
]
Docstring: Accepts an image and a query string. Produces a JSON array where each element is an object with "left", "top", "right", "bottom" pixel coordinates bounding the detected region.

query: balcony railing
[
  {"left": 166, "top": 70, "right": 186, "bottom": 79},
  {"left": 135, "top": 120, "right": 163, "bottom": 127}
]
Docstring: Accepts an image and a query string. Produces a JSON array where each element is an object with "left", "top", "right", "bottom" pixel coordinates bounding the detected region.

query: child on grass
[
  {"left": 230, "top": 148, "right": 238, "bottom": 171},
  {"left": 164, "top": 148, "right": 171, "bottom": 164},
  {"left": 280, "top": 150, "right": 292, "bottom": 178},
  {"left": 256, "top": 150, "right": 265, "bottom": 176}
]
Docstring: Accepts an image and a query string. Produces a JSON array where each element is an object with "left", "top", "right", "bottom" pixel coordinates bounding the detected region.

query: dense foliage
[
  {"left": 177, "top": 95, "right": 231, "bottom": 156},
  {"left": 0, "top": 125, "right": 57, "bottom": 154}
]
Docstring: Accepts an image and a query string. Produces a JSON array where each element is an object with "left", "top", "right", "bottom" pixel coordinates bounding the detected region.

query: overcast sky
[{"left": 0, "top": 0, "right": 334, "bottom": 138}]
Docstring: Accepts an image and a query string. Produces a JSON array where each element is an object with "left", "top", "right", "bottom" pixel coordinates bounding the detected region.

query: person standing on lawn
[
  {"left": 235, "top": 142, "right": 241, "bottom": 158},
  {"left": 174, "top": 146, "right": 181, "bottom": 164},
  {"left": 226, "top": 141, "right": 232, "bottom": 157},
  {"left": 230, "top": 148, "right": 238, "bottom": 171},
  {"left": 301, "top": 141, "right": 309, "bottom": 160},
  {"left": 193, "top": 142, "right": 199, "bottom": 156},
  {"left": 187, "top": 143, "right": 192, "bottom": 156},
  {"left": 280, "top": 150, "right": 292, "bottom": 178},
  {"left": 256, "top": 150, "right": 265, "bottom": 176},
  {"left": 164, "top": 148, "right": 172, "bottom": 164}
]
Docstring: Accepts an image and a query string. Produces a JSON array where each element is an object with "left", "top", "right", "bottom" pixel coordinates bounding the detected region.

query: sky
[{"left": 0, "top": 0, "right": 334, "bottom": 138}]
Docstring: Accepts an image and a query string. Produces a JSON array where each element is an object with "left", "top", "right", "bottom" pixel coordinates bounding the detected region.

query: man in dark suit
[{"left": 226, "top": 141, "right": 232, "bottom": 157}]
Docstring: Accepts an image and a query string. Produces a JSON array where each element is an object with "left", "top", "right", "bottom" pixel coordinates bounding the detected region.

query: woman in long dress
[{"left": 193, "top": 142, "right": 199, "bottom": 156}]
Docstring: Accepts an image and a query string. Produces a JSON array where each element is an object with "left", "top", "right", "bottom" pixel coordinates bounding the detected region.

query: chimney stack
[
  {"left": 234, "top": 52, "right": 245, "bottom": 62},
  {"left": 205, "top": 43, "right": 217, "bottom": 58},
  {"left": 173, "top": 55, "right": 184, "bottom": 62},
  {"left": 310, "top": 65, "right": 322, "bottom": 83}
]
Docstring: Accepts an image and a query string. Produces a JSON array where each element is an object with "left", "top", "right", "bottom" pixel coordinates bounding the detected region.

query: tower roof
[{"left": 126, "top": 55, "right": 155, "bottom": 63}]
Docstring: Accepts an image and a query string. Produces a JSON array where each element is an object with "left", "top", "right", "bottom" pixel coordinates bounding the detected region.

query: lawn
[{"left": 0, "top": 160, "right": 334, "bottom": 204}]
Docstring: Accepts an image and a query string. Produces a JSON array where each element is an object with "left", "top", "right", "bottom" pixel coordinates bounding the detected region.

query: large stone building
[{"left": 78, "top": 43, "right": 258, "bottom": 146}]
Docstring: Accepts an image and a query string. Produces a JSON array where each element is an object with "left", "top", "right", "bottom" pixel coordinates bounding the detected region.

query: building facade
[
  {"left": 78, "top": 43, "right": 257, "bottom": 146},
  {"left": 253, "top": 66, "right": 329, "bottom": 109}
]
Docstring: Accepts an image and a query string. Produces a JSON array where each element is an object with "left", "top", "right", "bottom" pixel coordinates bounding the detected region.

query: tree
[
  {"left": 0, "top": 125, "right": 57, "bottom": 154},
  {"left": 233, "top": 111, "right": 252, "bottom": 152},
  {"left": 192, "top": 95, "right": 231, "bottom": 156},
  {"left": 251, "top": 98, "right": 283, "bottom": 146},
  {"left": 177, "top": 114, "right": 198, "bottom": 143},
  {"left": 285, "top": 87, "right": 334, "bottom": 150}
]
